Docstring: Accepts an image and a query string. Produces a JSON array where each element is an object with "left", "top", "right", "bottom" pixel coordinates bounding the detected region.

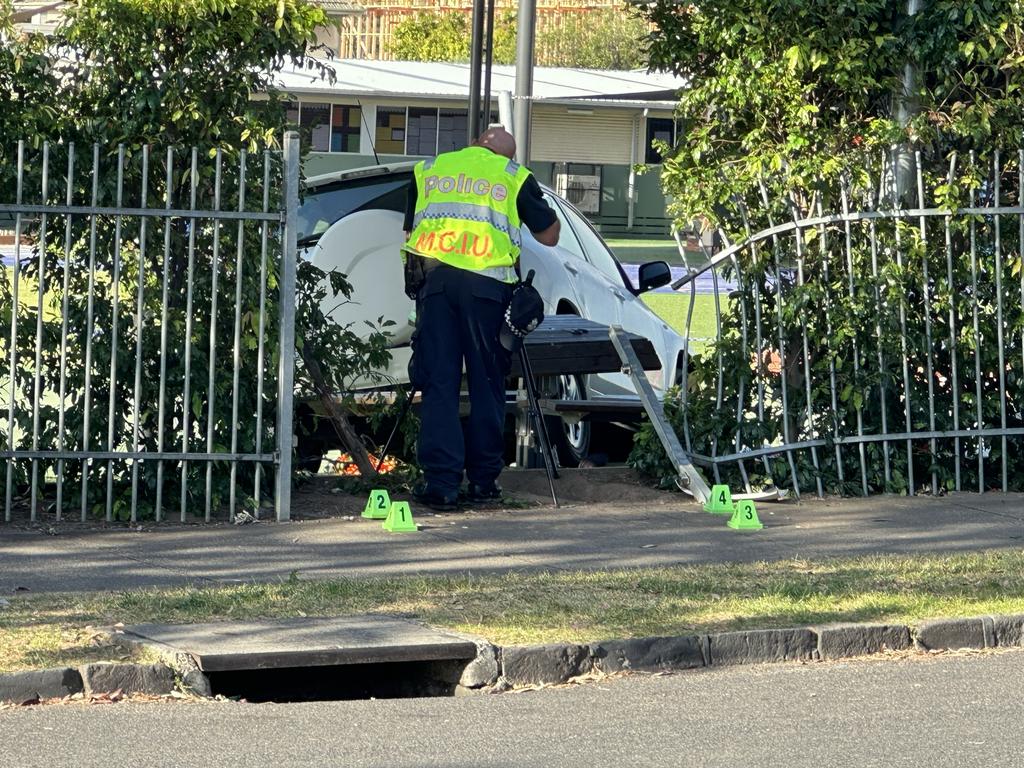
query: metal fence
[
  {"left": 0, "top": 132, "right": 299, "bottom": 523},
  {"left": 673, "top": 149, "right": 1024, "bottom": 498}
]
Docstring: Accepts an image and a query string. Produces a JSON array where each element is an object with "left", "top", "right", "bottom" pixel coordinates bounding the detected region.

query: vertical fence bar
[
  {"left": 992, "top": 151, "right": 1008, "bottom": 492},
  {"left": 104, "top": 146, "right": 126, "bottom": 522},
  {"left": 817, "top": 192, "right": 845, "bottom": 488},
  {"left": 181, "top": 148, "right": 199, "bottom": 522},
  {"left": 944, "top": 154, "right": 961, "bottom": 492},
  {"left": 789, "top": 193, "right": 823, "bottom": 497},
  {"left": 154, "top": 148, "right": 174, "bottom": 522},
  {"left": 759, "top": 180, "right": 801, "bottom": 496},
  {"left": 1020, "top": 150, "right": 1024, "bottom": 455},
  {"left": 275, "top": 132, "right": 300, "bottom": 522},
  {"left": 253, "top": 152, "right": 271, "bottom": 516},
  {"left": 738, "top": 202, "right": 772, "bottom": 478},
  {"left": 678, "top": 275, "right": 696, "bottom": 457},
  {"left": 204, "top": 150, "right": 223, "bottom": 521},
  {"left": 29, "top": 143, "right": 50, "bottom": 521},
  {"left": 890, "top": 150, "right": 915, "bottom": 494},
  {"left": 866, "top": 167, "right": 892, "bottom": 488},
  {"left": 228, "top": 150, "right": 247, "bottom": 520},
  {"left": 730, "top": 252, "right": 752, "bottom": 493},
  {"left": 969, "top": 152, "right": 984, "bottom": 492},
  {"left": 914, "top": 151, "right": 938, "bottom": 495},
  {"left": 840, "top": 181, "right": 869, "bottom": 495},
  {"left": 709, "top": 258, "right": 724, "bottom": 485},
  {"left": 1019, "top": 150, "right": 1024, "bottom": 445},
  {"left": 80, "top": 145, "right": 101, "bottom": 522},
  {"left": 5, "top": 142, "right": 24, "bottom": 522},
  {"left": 55, "top": 144, "right": 75, "bottom": 521},
  {"left": 129, "top": 147, "right": 150, "bottom": 523}
]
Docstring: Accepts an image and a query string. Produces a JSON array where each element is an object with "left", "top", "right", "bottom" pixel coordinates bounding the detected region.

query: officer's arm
[
  {"left": 518, "top": 176, "right": 560, "bottom": 247},
  {"left": 532, "top": 219, "right": 560, "bottom": 247}
]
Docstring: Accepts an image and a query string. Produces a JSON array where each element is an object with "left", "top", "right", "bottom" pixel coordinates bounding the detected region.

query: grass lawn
[
  {"left": 642, "top": 291, "right": 720, "bottom": 343},
  {"left": 605, "top": 237, "right": 704, "bottom": 268},
  {"left": 4, "top": 549, "right": 1024, "bottom": 673}
]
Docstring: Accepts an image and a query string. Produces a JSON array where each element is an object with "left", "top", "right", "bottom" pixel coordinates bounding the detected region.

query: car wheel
[{"left": 540, "top": 372, "right": 591, "bottom": 467}]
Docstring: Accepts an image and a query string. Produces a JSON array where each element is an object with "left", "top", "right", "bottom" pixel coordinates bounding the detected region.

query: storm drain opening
[{"left": 205, "top": 658, "right": 470, "bottom": 703}]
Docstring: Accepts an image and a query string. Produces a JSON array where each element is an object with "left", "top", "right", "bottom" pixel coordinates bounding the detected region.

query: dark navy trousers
[{"left": 412, "top": 264, "right": 514, "bottom": 497}]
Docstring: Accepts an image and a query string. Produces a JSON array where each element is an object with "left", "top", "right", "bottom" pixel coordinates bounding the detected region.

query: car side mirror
[{"left": 637, "top": 260, "right": 672, "bottom": 293}]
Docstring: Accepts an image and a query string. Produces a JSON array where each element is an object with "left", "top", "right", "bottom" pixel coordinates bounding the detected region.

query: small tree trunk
[{"left": 300, "top": 348, "right": 379, "bottom": 479}]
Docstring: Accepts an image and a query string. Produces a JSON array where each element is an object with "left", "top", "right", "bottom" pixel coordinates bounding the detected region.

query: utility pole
[
  {"left": 513, "top": 0, "right": 537, "bottom": 164},
  {"left": 467, "top": 0, "right": 485, "bottom": 142}
]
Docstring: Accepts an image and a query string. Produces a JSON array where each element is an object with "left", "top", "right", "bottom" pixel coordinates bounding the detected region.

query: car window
[
  {"left": 298, "top": 173, "right": 411, "bottom": 245},
  {"left": 558, "top": 201, "right": 629, "bottom": 289},
  {"left": 541, "top": 193, "right": 586, "bottom": 260}
]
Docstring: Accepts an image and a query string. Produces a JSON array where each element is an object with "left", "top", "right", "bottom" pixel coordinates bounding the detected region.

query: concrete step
[{"left": 123, "top": 615, "right": 478, "bottom": 672}]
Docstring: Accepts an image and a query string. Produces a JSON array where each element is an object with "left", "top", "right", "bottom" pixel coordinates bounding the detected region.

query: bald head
[{"left": 474, "top": 126, "right": 517, "bottom": 160}]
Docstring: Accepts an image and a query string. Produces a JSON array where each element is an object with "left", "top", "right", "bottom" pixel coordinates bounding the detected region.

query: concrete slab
[
  {"left": 122, "top": 616, "right": 478, "bottom": 672},
  {"left": 3, "top": 478, "right": 1024, "bottom": 595}
]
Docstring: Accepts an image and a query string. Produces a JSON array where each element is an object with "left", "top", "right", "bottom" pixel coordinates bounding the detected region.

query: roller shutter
[{"left": 531, "top": 109, "right": 636, "bottom": 164}]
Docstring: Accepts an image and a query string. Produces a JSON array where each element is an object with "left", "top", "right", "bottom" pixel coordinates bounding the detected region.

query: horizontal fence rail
[
  {"left": 0, "top": 133, "right": 300, "bottom": 523},
  {"left": 673, "top": 148, "right": 1024, "bottom": 498}
]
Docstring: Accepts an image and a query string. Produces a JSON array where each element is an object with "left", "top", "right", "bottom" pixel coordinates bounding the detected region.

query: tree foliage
[
  {"left": 0, "top": 0, "right": 392, "bottom": 519},
  {"left": 631, "top": 0, "right": 1024, "bottom": 228},
  {"left": 536, "top": 9, "right": 648, "bottom": 70},
  {"left": 389, "top": 10, "right": 517, "bottom": 65},
  {"left": 627, "top": 1, "right": 1024, "bottom": 496},
  {"left": 388, "top": 6, "right": 647, "bottom": 69}
]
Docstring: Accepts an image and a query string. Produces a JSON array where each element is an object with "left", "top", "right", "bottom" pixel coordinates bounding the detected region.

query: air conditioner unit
[{"left": 554, "top": 172, "right": 601, "bottom": 215}]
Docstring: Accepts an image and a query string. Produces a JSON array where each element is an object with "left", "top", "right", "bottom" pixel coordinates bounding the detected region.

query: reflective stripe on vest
[
  {"left": 411, "top": 202, "right": 522, "bottom": 248},
  {"left": 404, "top": 146, "right": 531, "bottom": 282}
]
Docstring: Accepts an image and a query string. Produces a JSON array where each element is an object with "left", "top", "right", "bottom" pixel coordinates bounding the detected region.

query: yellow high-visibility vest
[{"left": 404, "top": 146, "right": 532, "bottom": 283}]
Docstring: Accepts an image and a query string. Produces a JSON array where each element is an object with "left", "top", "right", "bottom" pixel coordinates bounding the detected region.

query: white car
[{"left": 297, "top": 162, "right": 687, "bottom": 465}]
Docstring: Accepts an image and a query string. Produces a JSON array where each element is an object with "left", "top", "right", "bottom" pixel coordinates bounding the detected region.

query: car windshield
[{"left": 297, "top": 172, "right": 411, "bottom": 245}]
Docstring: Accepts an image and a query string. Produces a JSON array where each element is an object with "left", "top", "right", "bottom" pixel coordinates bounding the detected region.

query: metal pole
[
  {"left": 467, "top": 0, "right": 485, "bottom": 143},
  {"left": 481, "top": 0, "right": 496, "bottom": 128},
  {"left": 275, "top": 132, "right": 300, "bottom": 522},
  {"left": 513, "top": 0, "right": 536, "bottom": 164}
]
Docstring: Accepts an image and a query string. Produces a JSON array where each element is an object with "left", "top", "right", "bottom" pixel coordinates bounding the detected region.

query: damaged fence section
[
  {"left": 0, "top": 132, "right": 300, "bottom": 523},
  {"left": 674, "top": 148, "right": 1024, "bottom": 498}
]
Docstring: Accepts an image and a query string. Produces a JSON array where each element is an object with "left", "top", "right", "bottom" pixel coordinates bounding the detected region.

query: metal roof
[
  {"left": 311, "top": 0, "right": 365, "bottom": 16},
  {"left": 277, "top": 59, "right": 685, "bottom": 107}
]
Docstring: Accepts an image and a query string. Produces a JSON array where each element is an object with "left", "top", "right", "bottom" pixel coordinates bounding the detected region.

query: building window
[
  {"left": 438, "top": 109, "right": 469, "bottom": 154},
  {"left": 376, "top": 107, "right": 406, "bottom": 154},
  {"left": 301, "top": 102, "right": 332, "bottom": 152},
  {"left": 407, "top": 107, "right": 439, "bottom": 156},
  {"left": 645, "top": 117, "right": 676, "bottom": 164},
  {"left": 331, "top": 105, "right": 362, "bottom": 153}
]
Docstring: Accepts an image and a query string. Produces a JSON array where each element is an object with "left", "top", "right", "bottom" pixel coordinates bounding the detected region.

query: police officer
[{"left": 403, "top": 126, "right": 560, "bottom": 510}]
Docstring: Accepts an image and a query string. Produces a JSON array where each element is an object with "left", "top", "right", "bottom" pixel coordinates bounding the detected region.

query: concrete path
[{"left": 2, "top": 470, "right": 1023, "bottom": 595}]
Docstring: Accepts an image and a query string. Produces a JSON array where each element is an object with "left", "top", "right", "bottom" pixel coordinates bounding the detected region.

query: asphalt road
[{"left": 3, "top": 650, "right": 1022, "bottom": 767}]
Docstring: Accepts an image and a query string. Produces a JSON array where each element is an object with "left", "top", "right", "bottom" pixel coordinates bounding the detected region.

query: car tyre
[{"left": 539, "top": 372, "right": 591, "bottom": 467}]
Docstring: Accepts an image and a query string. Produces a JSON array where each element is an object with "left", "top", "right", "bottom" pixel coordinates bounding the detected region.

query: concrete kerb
[
  {"left": 467, "top": 613, "right": 1024, "bottom": 693},
  {"left": 6, "top": 614, "right": 1024, "bottom": 703}
]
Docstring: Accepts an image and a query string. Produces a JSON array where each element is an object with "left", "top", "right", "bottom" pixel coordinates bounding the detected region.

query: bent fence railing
[
  {"left": 0, "top": 132, "right": 299, "bottom": 523},
  {"left": 673, "top": 149, "right": 1024, "bottom": 498}
]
